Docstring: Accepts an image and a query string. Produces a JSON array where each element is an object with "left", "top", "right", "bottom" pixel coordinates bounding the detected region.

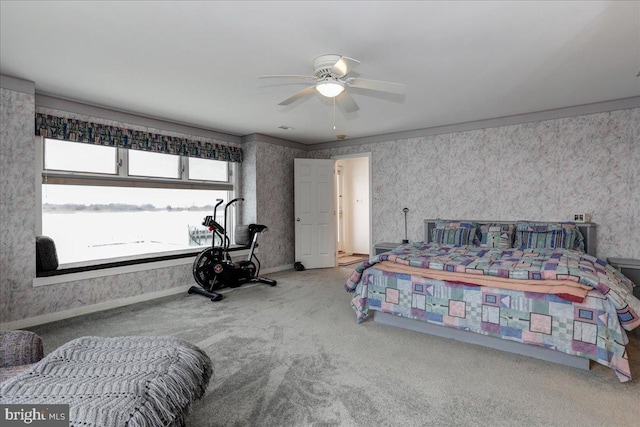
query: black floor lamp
[{"left": 402, "top": 207, "right": 409, "bottom": 243}]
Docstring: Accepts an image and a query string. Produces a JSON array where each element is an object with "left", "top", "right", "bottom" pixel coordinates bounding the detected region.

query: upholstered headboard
[{"left": 423, "top": 219, "right": 596, "bottom": 257}]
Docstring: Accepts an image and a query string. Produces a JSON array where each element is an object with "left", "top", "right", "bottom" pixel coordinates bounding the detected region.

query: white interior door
[
  {"left": 336, "top": 164, "right": 346, "bottom": 254},
  {"left": 294, "top": 158, "right": 336, "bottom": 269}
]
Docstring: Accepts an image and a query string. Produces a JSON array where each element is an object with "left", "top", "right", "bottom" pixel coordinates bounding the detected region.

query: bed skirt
[{"left": 373, "top": 311, "right": 590, "bottom": 370}]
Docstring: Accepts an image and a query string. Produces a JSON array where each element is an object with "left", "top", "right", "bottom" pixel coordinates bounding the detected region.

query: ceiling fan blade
[
  {"left": 331, "top": 56, "right": 360, "bottom": 77},
  {"left": 336, "top": 91, "right": 359, "bottom": 113},
  {"left": 259, "top": 74, "right": 316, "bottom": 80},
  {"left": 346, "top": 77, "right": 406, "bottom": 95},
  {"left": 278, "top": 86, "right": 316, "bottom": 106}
]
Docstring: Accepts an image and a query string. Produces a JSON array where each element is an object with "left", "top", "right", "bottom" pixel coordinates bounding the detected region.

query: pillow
[
  {"left": 478, "top": 223, "right": 515, "bottom": 249},
  {"left": 432, "top": 220, "right": 478, "bottom": 245},
  {"left": 514, "top": 221, "right": 584, "bottom": 251}
]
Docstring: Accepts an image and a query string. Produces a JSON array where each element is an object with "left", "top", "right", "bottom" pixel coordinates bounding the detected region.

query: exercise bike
[{"left": 188, "top": 198, "right": 277, "bottom": 301}]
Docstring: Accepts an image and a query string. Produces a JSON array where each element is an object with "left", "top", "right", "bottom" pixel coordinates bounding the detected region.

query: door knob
[{"left": 296, "top": 218, "right": 301, "bottom": 222}]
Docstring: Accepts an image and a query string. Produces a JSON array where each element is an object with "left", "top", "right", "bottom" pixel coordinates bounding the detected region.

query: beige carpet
[
  {"left": 338, "top": 254, "right": 369, "bottom": 266},
  {"left": 28, "top": 267, "right": 640, "bottom": 426}
]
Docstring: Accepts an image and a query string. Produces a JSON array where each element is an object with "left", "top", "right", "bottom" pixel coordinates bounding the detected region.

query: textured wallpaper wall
[
  {"left": 240, "top": 140, "right": 258, "bottom": 226},
  {"left": 251, "top": 139, "right": 309, "bottom": 270},
  {"left": 0, "top": 88, "right": 37, "bottom": 323},
  {"left": 314, "top": 108, "right": 639, "bottom": 260},
  {"left": 0, "top": 90, "right": 244, "bottom": 324},
  {"left": 1, "top": 83, "right": 637, "bottom": 325}
]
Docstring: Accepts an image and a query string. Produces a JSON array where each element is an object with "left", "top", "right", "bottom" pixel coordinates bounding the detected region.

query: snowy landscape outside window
[{"left": 41, "top": 139, "right": 235, "bottom": 266}]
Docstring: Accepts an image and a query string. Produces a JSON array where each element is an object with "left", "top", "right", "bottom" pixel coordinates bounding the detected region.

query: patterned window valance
[{"left": 35, "top": 113, "right": 243, "bottom": 163}]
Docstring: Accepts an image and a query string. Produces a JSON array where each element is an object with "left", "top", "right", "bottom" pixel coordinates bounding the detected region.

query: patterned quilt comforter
[{"left": 345, "top": 242, "right": 640, "bottom": 381}]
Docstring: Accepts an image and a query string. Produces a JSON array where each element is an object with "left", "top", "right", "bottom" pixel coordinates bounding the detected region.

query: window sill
[{"left": 33, "top": 246, "right": 251, "bottom": 287}]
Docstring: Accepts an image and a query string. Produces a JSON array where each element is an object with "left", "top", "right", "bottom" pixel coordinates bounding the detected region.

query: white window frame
[
  {"left": 40, "top": 138, "right": 233, "bottom": 191},
  {"left": 35, "top": 136, "right": 240, "bottom": 268}
]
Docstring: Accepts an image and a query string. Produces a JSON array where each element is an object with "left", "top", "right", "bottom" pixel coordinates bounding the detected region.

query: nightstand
[
  {"left": 374, "top": 242, "right": 402, "bottom": 255},
  {"left": 607, "top": 258, "right": 640, "bottom": 299}
]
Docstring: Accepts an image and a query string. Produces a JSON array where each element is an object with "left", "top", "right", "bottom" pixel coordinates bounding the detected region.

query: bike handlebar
[{"left": 227, "top": 198, "right": 244, "bottom": 205}]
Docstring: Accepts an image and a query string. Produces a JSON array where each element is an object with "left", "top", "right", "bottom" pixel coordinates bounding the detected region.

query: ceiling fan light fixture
[{"left": 316, "top": 80, "right": 345, "bottom": 98}]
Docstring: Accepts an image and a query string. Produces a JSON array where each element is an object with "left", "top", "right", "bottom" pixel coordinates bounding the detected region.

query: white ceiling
[{"left": 1, "top": 1, "right": 639, "bottom": 145}]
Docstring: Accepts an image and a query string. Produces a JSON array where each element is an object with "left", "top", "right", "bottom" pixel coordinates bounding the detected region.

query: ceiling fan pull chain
[{"left": 334, "top": 98, "right": 338, "bottom": 130}]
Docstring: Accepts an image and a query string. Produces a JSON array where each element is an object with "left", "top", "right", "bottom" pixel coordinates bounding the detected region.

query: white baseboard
[
  {"left": 0, "top": 285, "right": 191, "bottom": 330},
  {"left": 262, "top": 264, "right": 294, "bottom": 274},
  {"left": 2, "top": 264, "right": 294, "bottom": 330}
]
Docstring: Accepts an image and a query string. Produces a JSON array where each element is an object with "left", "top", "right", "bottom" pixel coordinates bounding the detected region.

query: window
[
  {"left": 188, "top": 157, "right": 228, "bottom": 182},
  {"left": 44, "top": 139, "right": 117, "bottom": 174},
  {"left": 40, "top": 138, "right": 237, "bottom": 266},
  {"left": 128, "top": 150, "right": 180, "bottom": 179}
]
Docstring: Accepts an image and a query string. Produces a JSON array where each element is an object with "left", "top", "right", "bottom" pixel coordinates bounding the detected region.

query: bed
[{"left": 345, "top": 219, "right": 640, "bottom": 382}]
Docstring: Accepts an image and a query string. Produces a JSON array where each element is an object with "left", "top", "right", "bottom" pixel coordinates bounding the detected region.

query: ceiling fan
[{"left": 259, "top": 54, "right": 405, "bottom": 113}]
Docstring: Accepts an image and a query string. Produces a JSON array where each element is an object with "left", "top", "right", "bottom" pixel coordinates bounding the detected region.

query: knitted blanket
[{"left": 0, "top": 336, "right": 212, "bottom": 427}]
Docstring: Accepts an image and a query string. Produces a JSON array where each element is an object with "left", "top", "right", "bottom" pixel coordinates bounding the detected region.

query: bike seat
[{"left": 248, "top": 224, "right": 268, "bottom": 233}]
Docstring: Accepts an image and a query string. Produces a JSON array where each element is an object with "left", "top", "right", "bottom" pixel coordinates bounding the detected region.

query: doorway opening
[{"left": 333, "top": 154, "right": 371, "bottom": 267}]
